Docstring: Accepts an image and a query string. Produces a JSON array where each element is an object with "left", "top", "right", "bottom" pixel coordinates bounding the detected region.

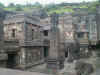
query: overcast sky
[{"left": 0, "top": 0, "right": 97, "bottom": 6}]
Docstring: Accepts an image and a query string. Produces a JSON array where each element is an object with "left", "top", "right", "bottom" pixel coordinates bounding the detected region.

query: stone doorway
[
  {"left": 7, "top": 53, "right": 17, "bottom": 68},
  {"left": 44, "top": 46, "right": 49, "bottom": 58}
]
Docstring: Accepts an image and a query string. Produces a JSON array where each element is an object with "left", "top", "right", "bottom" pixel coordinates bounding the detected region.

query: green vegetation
[
  {"left": 88, "top": 1, "right": 100, "bottom": 13},
  {"left": 47, "top": 7, "right": 73, "bottom": 14},
  {"left": 0, "top": 2, "right": 5, "bottom": 8},
  {"left": 0, "top": 1, "right": 100, "bottom": 14}
]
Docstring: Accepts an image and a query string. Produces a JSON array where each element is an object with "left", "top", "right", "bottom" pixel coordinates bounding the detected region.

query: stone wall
[
  {"left": 25, "top": 47, "right": 43, "bottom": 64},
  {"left": 18, "top": 47, "right": 44, "bottom": 68},
  {"left": 96, "top": 5, "right": 100, "bottom": 41},
  {"left": 2, "top": 13, "right": 44, "bottom": 69},
  {"left": 25, "top": 23, "right": 42, "bottom": 41},
  {"left": 0, "top": 9, "right": 8, "bottom": 68}
]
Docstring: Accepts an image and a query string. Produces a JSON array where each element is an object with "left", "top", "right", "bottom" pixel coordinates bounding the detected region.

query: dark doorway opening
[
  {"left": 7, "top": 53, "right": 17, "bottom": 68},
  {"left": 43, "top": 30, "right": 48, "bottom": 36},
  {"left": 44, "top": 46, "right": 49, "bottom": 58},
  {"left": 12, "top": 29, "right": 16, "bottom": 38},
  {"left": 65, "top": 51, "right": 68, "bottom": 58}
]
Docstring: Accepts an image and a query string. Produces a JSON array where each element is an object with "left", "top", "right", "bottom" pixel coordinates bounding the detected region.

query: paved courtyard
[
  {"left": 0, "top": 51, "right": 99, "bottom": 75},
  {"left": 26, "top": 50, "right": 99, "bottom": 75},
  {"left": 0, "top": 68, "right": 51, "bottom": 75}
]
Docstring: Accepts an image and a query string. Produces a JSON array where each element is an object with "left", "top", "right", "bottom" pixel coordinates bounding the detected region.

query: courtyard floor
[{"left": 26, "top": 50, "right": 98, "bottom": 75}]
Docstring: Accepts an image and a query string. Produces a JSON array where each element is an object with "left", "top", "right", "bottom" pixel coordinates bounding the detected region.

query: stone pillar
[
  {"left": 19, "top": 48, "right": 26, "bottom": 69},
  {"left": 47, "top": 13, "right": 64, "bottom": 69}
]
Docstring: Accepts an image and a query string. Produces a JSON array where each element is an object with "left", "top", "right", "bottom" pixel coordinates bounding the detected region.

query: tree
[
  {"left": 0, "top": 2, "right": 5, "bottom": 8},
  {"left": 88, "top": 1, "right": 100, "bottom": 13},
  {"left": 8, "top": 3, "right": 15, "bottom": 7},
  {"left": 44, "top": 3, "right": 57, "bottom": 12},
  {"left": 39, "top": 9, "right": 48, "bottom": 19},
  {"left": 34, "top": 2, "right": 42, "bottom": 8},
  {"left": 16, "top": 5, "right": 23, "bottom": 11}
]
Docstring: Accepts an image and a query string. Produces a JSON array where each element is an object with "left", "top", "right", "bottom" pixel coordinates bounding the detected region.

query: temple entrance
[
  {"left": 7, "top": 53, "right": 17, "bottom": 68},
  {"left": 44, "top": 46, "right": 49, "bottom": 58}
]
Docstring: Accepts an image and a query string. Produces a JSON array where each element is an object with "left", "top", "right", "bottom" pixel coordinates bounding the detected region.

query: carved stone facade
[
  {"left": 59, "top": 13, "right": 80, "bottom": 61},
  {"left": 73, "top": 8, "right": 89, "bottom": 51},
  {"left": 3, "top": 13, "right": 45, "bottom": 69},
  {"left": 0, "top": 7, "right": 99, "bottom": 70}
]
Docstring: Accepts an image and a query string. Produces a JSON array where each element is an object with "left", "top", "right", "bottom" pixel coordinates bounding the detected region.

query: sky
[{"left": 0, "top": 0, "right": 97, "bottom": 6}]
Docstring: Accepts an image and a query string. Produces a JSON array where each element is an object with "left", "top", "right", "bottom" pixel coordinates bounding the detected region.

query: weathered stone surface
[
  {"left": 47, "top": 13, "right": 65, "bottom": 69},
  {"left": 75, "top": 61, "right": 94, "bottom": 75},
  {"left": 67, "top": 42, "right": 80, "bottom": 63},
  {"left": 0, "top": 54, "right": 8, "bottom": 60},
  {"left": 0, "top": 68, "right": 50, "bottom": 75},
  {"left": 2, "top": 12, "right": 45, "bottom": 69},
  {"left": 79, "top": 49, "right": 92, "bottom": 58},
  {"left": 67, "top": 56, "right": 74, "bottom": 63}
]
